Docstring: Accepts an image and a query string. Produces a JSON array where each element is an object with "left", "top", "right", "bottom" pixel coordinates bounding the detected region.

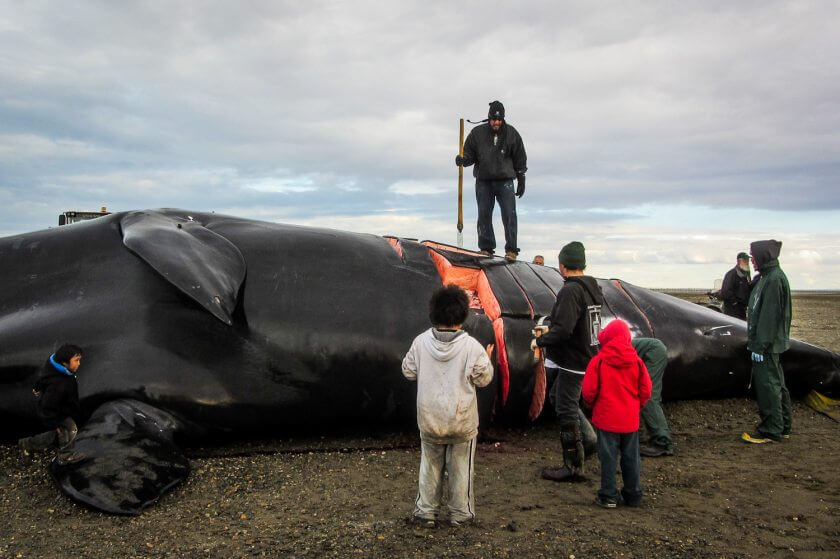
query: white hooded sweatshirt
[{"left": 402, "top": 328, "right": 494, "bottom": 444}]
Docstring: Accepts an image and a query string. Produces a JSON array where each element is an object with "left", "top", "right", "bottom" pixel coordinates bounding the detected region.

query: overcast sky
[{"left": 2, "top": 1, "right": 838, "bottom": 288}]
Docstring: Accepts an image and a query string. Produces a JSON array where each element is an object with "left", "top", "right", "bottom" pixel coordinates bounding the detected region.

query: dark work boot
[
  {"left": 542, "top": 423, "right": 586, "bottom": 482},
  {"left": 640, "top": 445, "right": 674, "bottom": 457},
  {"left": 17, "top": 438, "right": 32, "bottom": 457},
  {"left": 541, "top": 465, "right": 586, "bottom": 482}
]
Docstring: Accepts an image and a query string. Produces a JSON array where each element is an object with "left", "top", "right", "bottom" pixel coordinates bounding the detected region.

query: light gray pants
[{"left": 414, "top": 437, "right": 476, "bottom": 522}]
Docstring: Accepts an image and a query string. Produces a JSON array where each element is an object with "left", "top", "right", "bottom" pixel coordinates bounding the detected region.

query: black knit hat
[
  {"left": 488, "top": 100, "right": 505, "bottom": 120},
  {"left": 558, "top": 241, "right": 586, "bottom": 269},
  {"left": 737, "top": 252, "right": 750, "bottom": 260}
]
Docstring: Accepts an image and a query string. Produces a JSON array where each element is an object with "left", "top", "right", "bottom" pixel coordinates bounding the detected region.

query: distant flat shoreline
[{"left": 655, "top": 288, "right": 840, "bottom": 296}]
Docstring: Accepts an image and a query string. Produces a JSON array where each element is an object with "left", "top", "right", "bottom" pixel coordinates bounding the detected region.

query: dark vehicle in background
[{"left": 58, "top": 207, "right": 110, "bottom": 226}]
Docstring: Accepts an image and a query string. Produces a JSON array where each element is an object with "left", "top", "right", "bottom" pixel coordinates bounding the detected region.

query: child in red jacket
[{"left": 582, "top": 320, "right": 652, "bottom": 508}]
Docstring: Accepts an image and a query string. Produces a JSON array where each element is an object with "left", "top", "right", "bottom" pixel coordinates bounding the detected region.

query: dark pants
[
  {"left": 547, "top": 368, "right": 597, "bottom": 454},
  {"left": 641, "top": 367, "right": 673, "bottom": 450},
  {"left": 548, "top": 368, "right": 583, "bottom": 425},
  {"left": 723, "top": 303, "right": 747, "bottom": 320},
  {"left": 596, "top": 428, "right": 642, "bottom": 504},
  {"left": 18, "top": 417, "right": 78, "bottom": 451},
  {"left": 753, "top": 353, "right": 792, "bottom": 439},
  {"left": 475, "top": 179, "right": 517, "bottom": 254}
]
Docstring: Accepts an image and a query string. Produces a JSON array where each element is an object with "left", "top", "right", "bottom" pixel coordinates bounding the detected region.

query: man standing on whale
[
  {"left": 456, "top": 100, "right": 527, "bottom": 262},
  {"left": 742, "top": 240, "right": 792, "bottom": 444}
]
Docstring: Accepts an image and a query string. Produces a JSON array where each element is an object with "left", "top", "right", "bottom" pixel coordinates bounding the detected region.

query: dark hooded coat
[
  {"left": 535, "top": 275, "right": 604, "bottom": 372},
  {"left": 720, "top": 265, "right": 751, "bottom": 319},
  {"left": 33, "top": 358, "right": 81, "bottom": 429},
  {"left": 460, "top": 122, "right": 527, "bottom": 180}
]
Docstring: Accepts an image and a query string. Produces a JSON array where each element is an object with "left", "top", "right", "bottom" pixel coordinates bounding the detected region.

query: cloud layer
[{"left": 1, "top": 1, "right": 838, "bottom": 287}]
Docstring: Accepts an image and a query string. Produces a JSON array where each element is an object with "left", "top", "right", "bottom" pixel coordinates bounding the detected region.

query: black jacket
[
  {"left": 461, "top": 122, "right": 527, "bottom": 180},
  {"left": 536, "top": 276, "right": 604, "bottom": 371},
  {"left": 33, "top": 359, "right": 81, "bottom": 429},
  {"left": 720, "top": 265, "right": 751, "bottom": 319}
]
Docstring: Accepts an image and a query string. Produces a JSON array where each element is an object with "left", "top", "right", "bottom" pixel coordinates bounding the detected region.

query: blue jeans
[
  {"left": 475, "top": 179, "right": 517, "bottom": 254},
  {"left": 596, "top": 428, "right": 642, "bottom": 504}
]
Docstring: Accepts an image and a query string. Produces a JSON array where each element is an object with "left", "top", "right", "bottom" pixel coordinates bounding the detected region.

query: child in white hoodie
[{"left": 402, "top": 285, "right": 494, "bottom": 527}]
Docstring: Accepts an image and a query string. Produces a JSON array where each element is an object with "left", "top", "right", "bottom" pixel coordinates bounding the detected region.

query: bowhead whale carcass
[{"left": 1, "top": 209, "right": 837, "bottom": 514}]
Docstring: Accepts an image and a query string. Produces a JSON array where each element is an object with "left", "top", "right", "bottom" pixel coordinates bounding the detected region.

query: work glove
[
  {"left": 532, "top": 324, "right": 549, "bottom": 337},
  {"left": 515, "top": 174, "right": 525, "bottom": 198},
  {"left": 751, "top": 352, "right": 764, "bottom": 363},
  {"left": 455, "top": 154, "right": 469, "bottom": 167}
]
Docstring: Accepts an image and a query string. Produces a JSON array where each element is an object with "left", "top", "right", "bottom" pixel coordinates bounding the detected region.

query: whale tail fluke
[{"left": 49, "top": 398, "right": 190, "bottom": 515}]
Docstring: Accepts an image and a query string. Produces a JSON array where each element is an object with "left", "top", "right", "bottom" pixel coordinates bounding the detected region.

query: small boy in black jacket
[{"left": 18, "top": 344, "right": 83, "bottom": 453}]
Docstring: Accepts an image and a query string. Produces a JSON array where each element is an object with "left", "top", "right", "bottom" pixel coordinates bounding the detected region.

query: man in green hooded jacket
[{"left": 741, "top": 239, "right": 792, "bottom": 444}]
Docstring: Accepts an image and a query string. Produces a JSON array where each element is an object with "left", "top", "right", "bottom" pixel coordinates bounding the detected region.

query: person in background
[
  {"left": 720, "top": 252, "right": 752, "bottom": 319},
  {"left": 741, "top": 240, "right": 792, "bottom": 444},
  {"left": 582, "top": 320, "right": 652, "bottom": 508},
  {"left": 18, "top": 344, "right": 83, "bottom": 454},
  {"left": 402, "top": 285, "right": 494, "bottom": 527},
  {"left": 456, "top": 100, "right": 527, "bottom": 262},
  {"left": 632, "top": 337, "right": 674, "bottom": 457},
  {"left": 532, "top": 255, "right": 545, "bottom": 266}
]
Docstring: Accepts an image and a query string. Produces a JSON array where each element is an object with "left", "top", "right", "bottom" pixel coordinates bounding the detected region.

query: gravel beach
[{"left": 2, "top": 293, "right": 838, "bottom": 558}]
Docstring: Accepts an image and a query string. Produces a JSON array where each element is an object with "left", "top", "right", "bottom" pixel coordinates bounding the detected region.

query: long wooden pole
[{"left": 457, "top": 118, "right": 464, "bottom": 248}]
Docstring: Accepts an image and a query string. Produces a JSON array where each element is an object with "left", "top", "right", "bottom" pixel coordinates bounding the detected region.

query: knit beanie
[
  {"left": 488, "top": 100, "right": 505, "bottom": 120},
  {"left": 558, "top": 241, "right": 586, "bottom": 269},
  {"left": 737, "top": 252, "right": 750, "bottom": 260}
]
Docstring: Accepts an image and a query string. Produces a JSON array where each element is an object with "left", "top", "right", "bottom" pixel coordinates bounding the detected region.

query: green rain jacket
[
  {"left": 632, "top": 337, "right": 668, "bottom": 380},
  {"left": 747, "top": 248, "right": 791, "bottom": 355}
]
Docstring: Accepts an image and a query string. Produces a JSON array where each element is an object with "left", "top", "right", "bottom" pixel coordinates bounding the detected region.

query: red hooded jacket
[{"left": 581, "top": 320, "right": 652, "bottom": 433}]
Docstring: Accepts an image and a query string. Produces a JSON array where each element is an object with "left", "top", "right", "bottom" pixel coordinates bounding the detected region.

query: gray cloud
[{"left": 1, "top": 1, "right": 839, "bottom": 286}]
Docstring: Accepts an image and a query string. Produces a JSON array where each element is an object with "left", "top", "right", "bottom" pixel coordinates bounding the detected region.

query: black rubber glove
[
  {"left": 456, "top": 154, "right": 465, "bottom": 167},
  {"left": 516, "top": 174, "right": 526, "bottom": 198}
]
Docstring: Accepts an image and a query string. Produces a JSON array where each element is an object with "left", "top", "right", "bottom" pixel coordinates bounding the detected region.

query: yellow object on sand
[{"left": 804, "top": 390, "right": 840, "bottom": 422}]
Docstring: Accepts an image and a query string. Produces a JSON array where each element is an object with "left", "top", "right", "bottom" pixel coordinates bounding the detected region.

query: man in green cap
[
  {"left": 532, "top": 241, "right": 604, "bottom": 481},
  {"left": 720, "top": 252, "right": 752, "bottom": 319},
  {"left": 632, "top": 337, "right": 674, "bottom": 457},
  {"left": 741, "top": 239, "right": 792, "bottom": 444}
]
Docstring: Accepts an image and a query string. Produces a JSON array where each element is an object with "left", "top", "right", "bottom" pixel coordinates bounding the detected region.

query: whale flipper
[
  {"left": 120, "top": 210, "right": 246, "bottom": 325},
  {"left": 49, "top": 399, "right": 190, "bottom": 515}
]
